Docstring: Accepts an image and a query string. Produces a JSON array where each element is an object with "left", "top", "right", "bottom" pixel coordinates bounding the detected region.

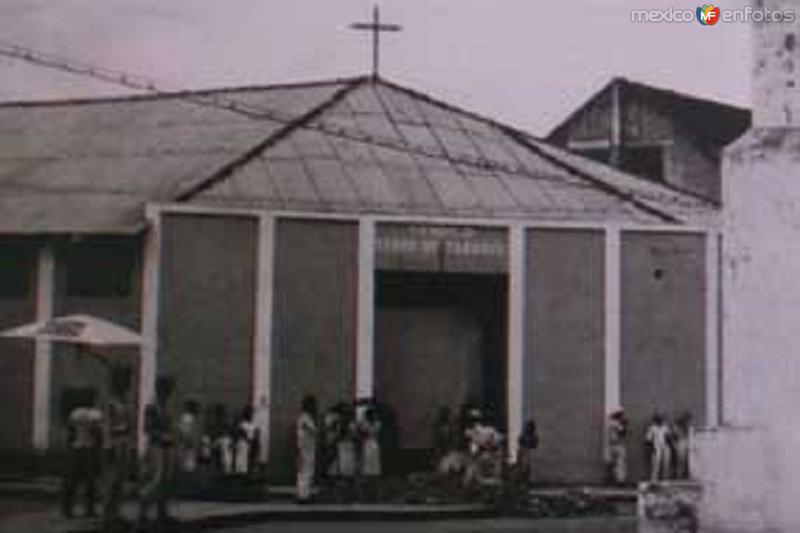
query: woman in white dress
[
  {"left": 295, "top": 395, "right": 318, "bottom": 502},
  {"left": 360, "top": 408, "right": 382, "bottom": 477},
  {"left": 234, "top": 406, "right": 257, "bottom": 475},
  {"left": 336, "top": 407, "right": 358, "bottom": 479}
]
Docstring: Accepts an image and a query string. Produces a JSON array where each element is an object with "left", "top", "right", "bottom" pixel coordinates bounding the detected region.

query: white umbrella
[{"left": 0, "top": 314, "right": 142, "bottom": 347}]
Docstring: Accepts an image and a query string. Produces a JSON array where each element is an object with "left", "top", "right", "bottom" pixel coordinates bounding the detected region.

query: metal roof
[{"left": 0, "top": 76, "right": 717, "bottom": 234}]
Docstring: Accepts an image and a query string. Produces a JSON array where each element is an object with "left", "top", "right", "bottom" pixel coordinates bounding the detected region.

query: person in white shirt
[
  {"left": 296, "top": 395, "right": 318, "bottom": 502},
  {"left": 645, "top": 413, "right": 672, "bottom": 482}
]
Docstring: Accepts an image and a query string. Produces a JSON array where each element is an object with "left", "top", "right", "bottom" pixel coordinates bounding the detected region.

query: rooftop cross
[{"left": 350, "top": 4, "right": 402, "bottom": 80}]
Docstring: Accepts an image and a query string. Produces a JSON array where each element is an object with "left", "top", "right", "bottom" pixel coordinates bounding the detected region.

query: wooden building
[{"left": 547, "top": 77, "right": 751, "bottom": 203}]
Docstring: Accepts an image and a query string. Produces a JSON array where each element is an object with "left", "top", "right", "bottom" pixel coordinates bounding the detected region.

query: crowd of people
[
  {"left": 295, "top": 396, "right": 400, "bottom": 502},
  {"left": 294, "top": 398, "right": 523, "bottom": 502},
  {"left": 60, "top": 367, "right": 696, "bottom": 528},
  {"left": 605, "top": 409, "right": 694, "bottom": 485},
  {"left": 59, "top": 370, "right": 264, "bottom": 531}
]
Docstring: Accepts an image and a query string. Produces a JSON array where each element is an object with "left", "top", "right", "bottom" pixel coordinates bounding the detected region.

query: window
[
  {"left": 0, "top": 245, "right": 33, "bottom": 299},
  {"left": 64, "top": 240, "right": 135, "bottom": 298},
  {"left": 620, "top": 146, "right": 665, "bottom": 183}
]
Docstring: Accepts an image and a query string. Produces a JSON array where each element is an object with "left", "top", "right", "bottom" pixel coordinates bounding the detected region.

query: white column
[
  {"left": 355, "top": 218, "right": 376, "bottom": 399},
  {"left": 253, "top": 215, "right": 275, "bottom": 461},
  {"left": 32, "top": 243, "right": 55, "bottom": 450},
  {"left": 138, "top": 210, "right": 161, "bottom": 453},
  {"left": 507, "top": 224, "right": 525, "bottom": 462},
  {"left": 604, "top": 227, "right": 622, "bottom": 417},
  {"left": 705, "top": 230, "right": 721, "bottom": 428}
]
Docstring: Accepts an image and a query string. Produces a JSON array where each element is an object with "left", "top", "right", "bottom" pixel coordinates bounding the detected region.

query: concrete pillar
[
  {"left": 253, "top": 215, "right": 275, "bottom": 461},
  {"left": 604, "top": 226, "right": 622, "bottom": 419},
  {"left": 32, "top": 243, "right": 54, "bottom": 450},
  {"left": 507, "top": 224, "right": 525, "bottom": 462},
  {"left": 355, "top": 217, "right": 376, "bottom": 399},
  {"left": 704, "top": 231, "right": 721, "bottom": 428},
  {"left": 138, "top": 211, "right": 161, "bottom": 452}
]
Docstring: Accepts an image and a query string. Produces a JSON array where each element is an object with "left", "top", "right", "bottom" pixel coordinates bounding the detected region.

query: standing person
[
  {"left": 360, "top": 407, "right": 382, "bottom": 478},
  {"left": 62, "top": 388, "right": 104, "bottom": 519},
  {"left": 645, "top": 413, "right": 673, "bottom": 482},
  {"left": 516, "top": 419, "right": 539, "bottom": 485},
  {"left": 234, "top": 405, "right": 258, "bottom": 475},
  {"left": 322, "top": 405, "right": 342, "bottom": 481},
  {"left": 606, "top": 410, "right": 628, "bottom": 486},
  {"left": 336, "top": 405, "right": 359, "bottom": 482},
  {"left": 102, "top": 367, "right": 134, "bottom": 532},
  {"left": 177, "top": 399, "right": 201, "bottom": 475},
  {"left": 432, "top": 407, "right": 454, "bottom": 467},
  {"left": 296, "top": 395, "right": 318, "bottom": 503},
  {"left": 673, "top": 412, "right": 693, "bottom": 479},
  {"left": 138, "top": 376, "right": 177, "bottom": 528}
]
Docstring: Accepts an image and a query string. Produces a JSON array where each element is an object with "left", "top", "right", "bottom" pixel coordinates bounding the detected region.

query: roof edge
[{"left": 0, "top": 75, "right": 371, "bottom": 109}]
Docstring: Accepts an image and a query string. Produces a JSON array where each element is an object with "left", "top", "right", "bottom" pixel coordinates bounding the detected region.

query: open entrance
[{"left": 375, "top": 271, "right": 507, "bottom": 471}]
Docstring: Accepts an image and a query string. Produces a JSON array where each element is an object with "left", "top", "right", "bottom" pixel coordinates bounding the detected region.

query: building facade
[{"left": 0, "top": 76, "right": 719, "bottom": 483}]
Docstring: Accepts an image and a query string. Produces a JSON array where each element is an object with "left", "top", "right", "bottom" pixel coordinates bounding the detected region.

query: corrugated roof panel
[
  {"left": 396, "top": 124, "right": 440, "bottom": 154},
  {"left": 374, "top": 85, "right": 425, "bottom": 124},
  {"left": 200, "top": 157, "right": 283, "bottom": 205},
  {"left": 304, "top": 158, "right": 361, "bottom": 207},
  {"left": 341, "top": 158, "right": 405, "bottom": 209},
  {"left": 459, "top": 168, "right": 521, "bottom": 212},
  {"left": 371, "top": 146, "right": 442, "bottom": 210},
  {"left": 423, "top": 159, "right": 481, "bottom": 211},
  {"left": 262, "top": 158, "right": 320, "bottom": 206}
]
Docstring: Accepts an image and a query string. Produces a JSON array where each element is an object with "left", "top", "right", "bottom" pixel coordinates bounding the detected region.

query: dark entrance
[{"left": 375, "top": 271, "right": 507, "bottom": 471}]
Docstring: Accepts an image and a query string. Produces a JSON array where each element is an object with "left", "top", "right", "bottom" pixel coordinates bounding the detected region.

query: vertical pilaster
[
  {"left": 356, "top": 217, "right": 376, "bottom": 399},
  {"left": 138, "top": 210, "right": 161, "bottom": 452},
  {"left": 705, "top": 230, "right": 721, "bottom": 427},
  {"left": 253, "top": 215, "right": 275, "bottom": 461},
  {"left": 604, "top": 226, "right": 622, "bottom": 417},
  {"left": 507, "top": 224, "right": 525, "bottom": 462},
  {"left": 604, "top": 226, "right": 622, "bottom": 463},
  {"left": 32, "top": 243, "right": 54, "bottom": 450}
]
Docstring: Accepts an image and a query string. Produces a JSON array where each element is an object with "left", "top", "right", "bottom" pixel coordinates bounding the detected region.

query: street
[{"left": 218, "top": 518, "right": 637, "bottom": 533}]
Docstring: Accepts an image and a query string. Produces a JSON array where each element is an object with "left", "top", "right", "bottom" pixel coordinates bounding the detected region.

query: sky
[{"left": 0, "top": 0, "right": 752, "bottom": 135}]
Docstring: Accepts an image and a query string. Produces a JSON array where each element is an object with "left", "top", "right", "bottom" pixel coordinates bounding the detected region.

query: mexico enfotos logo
[{"left": 632, "top": 4, "right": 796, "bottom": 24}]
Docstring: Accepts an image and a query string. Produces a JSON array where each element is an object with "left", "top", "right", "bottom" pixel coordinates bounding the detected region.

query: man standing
[
  {"left": 62, "top": 388, "right": 103, "bottom": 519},
  {"left": 101, "top": 367, "right": 134, "bottom": 532},
  {"left": 606, "top": 409, "right": 628, "bottom": 486},
  {"left": 139, "top": 376, "right": 177, "bottom": 528}
]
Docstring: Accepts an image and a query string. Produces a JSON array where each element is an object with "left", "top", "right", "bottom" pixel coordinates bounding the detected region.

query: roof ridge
[
  {"left": 0, "top": 75, "right": 370, "bottom": 109},
  {"left": 174, "top": 77, "right": 368, "bottom": 202}
]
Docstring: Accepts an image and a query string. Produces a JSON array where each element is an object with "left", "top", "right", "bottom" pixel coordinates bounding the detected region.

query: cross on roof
[{"left": 350, "top": 5, "right": 402, "bottom": 80}]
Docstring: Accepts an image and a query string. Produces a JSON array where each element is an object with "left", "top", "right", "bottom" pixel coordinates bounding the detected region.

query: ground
[{"left": 219, "top": 518, "right": 637, "bottom": 533}]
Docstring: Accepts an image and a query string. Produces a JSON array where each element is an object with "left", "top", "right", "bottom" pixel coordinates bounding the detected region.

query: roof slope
[{"left": 0, "top": 76, "right": 716, "bottom": 234}]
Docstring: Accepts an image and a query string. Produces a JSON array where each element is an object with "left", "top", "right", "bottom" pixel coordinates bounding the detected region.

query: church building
[{"left": 0, "top": 74, "right": 719, "bottom": 483}]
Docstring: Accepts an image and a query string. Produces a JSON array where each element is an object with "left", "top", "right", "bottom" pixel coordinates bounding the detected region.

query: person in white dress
[
  {"left": 234, "top": 405, "right": 257, "bottom": 475},
  {"left": 360, "top": 407, "right": 382, "bottom": 477},
  {"left": 645, "top": 413, "right": 673, "bottom": 481},
  {"left": 177, "top": 400, "right": 200, "bottom": 474},
  {"left": 295, "top": 395, "right": 318, "bottom": 502}
]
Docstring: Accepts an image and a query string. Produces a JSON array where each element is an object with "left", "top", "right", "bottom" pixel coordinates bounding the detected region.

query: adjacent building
[{"left": 547, "top": 77, "right": 751, "bottom": 203}]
